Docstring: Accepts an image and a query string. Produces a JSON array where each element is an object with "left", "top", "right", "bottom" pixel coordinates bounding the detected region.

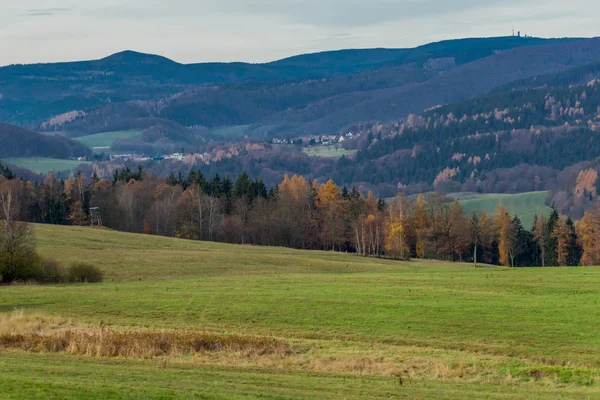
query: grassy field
[
  {"left": 74, "top": 130, "right": 142, "bottom": 153},
  {"left": 1, "top": 157, "right": 91, "bottom": 175},
  {"left": 458, "top": 191, "right": 551, "bottom": 228},
  {"left": 302, "top": 146, "right": 357, "bottom": 158},
  {"left": 1, "top": 225, "right": 599, "bottom": 399}
]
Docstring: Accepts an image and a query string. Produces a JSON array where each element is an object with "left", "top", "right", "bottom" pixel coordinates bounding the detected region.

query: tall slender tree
[{"left": 533, "top": 213, "right": 549, "bottom": 267}]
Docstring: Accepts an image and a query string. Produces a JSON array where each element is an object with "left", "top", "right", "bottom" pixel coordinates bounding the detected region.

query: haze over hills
[{"left": 5, "top": 36, "right": 600, "bottom": 219}]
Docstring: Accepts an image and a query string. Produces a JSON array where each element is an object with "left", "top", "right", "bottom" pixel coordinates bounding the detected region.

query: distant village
[
  {"left": 77, "top": 132, "right": 360, "bottom": 165},
  {"left": 269, "top": 132, "right": 359, "bottom": 146},
  {"left": 108, "top": 153, "right": 188, "bottom": 162}
]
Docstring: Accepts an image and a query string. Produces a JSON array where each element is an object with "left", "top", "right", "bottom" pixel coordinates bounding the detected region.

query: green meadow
[
  {"left": 0, "top": 157, "right": 91, "bottom": 175},
  {"left": 302, "top": 146, "right": 357, "bottom": 158},
  {"left": 0, "top": 224, "right": 599, "bottom": 399},
  {"left": 459, "top": 191, "right": 552, "bottom": 228},
  {"left": 74, "top": 130, "right": 142, "bottom": 153}
]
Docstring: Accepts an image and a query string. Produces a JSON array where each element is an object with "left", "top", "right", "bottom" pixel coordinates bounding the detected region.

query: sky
[{"left": 2, "top": 0, "right": 600, "bottom": 66}]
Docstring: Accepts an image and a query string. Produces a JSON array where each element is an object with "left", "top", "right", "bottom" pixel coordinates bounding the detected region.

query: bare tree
[{"left": 207, "top": 196, "right": 222, "bottom": 241}]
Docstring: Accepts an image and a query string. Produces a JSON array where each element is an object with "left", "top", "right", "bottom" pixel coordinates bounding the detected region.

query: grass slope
[
  {"left": 1, "top": 224, "right": 599, "bottom": 399},
  {"left": 3, "top": 352, "right": 595, "bottom": 400},
  {"left": 74, "top": 130, "right": 142, "bottom": 152},
  {"left": 458, "top": 191, "right": 551, "bottom": 228},
  {"left": 0, "top": 158, "right": 90, "bottom": 175}
]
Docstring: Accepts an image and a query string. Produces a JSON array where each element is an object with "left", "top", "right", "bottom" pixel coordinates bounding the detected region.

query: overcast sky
[{"left": 2, "top": 0, "right": 599, "bottom": 66}]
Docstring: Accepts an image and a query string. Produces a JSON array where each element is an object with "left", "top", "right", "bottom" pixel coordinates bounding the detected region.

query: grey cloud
[
  {"left": 69, "top": 0, "right": 587, "bottom": 33},
  {"left": 1, "top": 0, "right": 600, "bottom": 66},
  {"left": 147, "top": 0, "right": 530, "bottom": 27},
  {"left": 24, "top": 7, "right": 71, "bottom": 17},
  {"left": 80, "top": 0, "right": 525, "bottom": 27}
]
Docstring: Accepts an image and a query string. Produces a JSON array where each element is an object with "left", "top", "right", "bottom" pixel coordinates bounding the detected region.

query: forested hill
[
  {"left": 0, "top": 36, "right": 581, "bottom": 128},
  {"left": 327, "top": 74, "right": 600, "bottom": 217},
  {"left": 0, "top": 123, "right": 91, "bottom": 159},
  {"left": 6, "top": 36, "right": 600, "bottom": 221}
]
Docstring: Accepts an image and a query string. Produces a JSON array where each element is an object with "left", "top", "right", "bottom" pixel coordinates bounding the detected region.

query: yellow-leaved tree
[
  {"left": 494, "top": 204, "right": 514, "bottom": 267},
  {"left": 317, "top": 180, "right": 345, "bottom": 251},
  {"left": 385, "top": 195, "right": 410, "bottom": 260},
  {"left": 577, "top": 208, "right": 600, "bottom": 266},
  {"left": 552, "top": 216, "right": 572, "bottom": 266},
  {"left": 412, "top": 194, "right": 430, "bottom": 259}
]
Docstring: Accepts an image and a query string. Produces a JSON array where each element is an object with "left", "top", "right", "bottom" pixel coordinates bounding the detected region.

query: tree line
[{"left": 2, "top": 165, "right": 600, "bottom": 267}]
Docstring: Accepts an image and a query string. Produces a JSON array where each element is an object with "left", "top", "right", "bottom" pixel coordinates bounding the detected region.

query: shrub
[
  {"left": 37, "top": 259, "right": 67, "bottom": 284},
  {"left": 0, "top": 221, "right": 40, "bottom": 284},
  {"left": 67, "top": 263, "right": 104, "bottom": 283}
]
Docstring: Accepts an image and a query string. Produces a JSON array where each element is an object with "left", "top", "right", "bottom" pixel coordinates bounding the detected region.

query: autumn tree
[
  {"left": 577, "top": 208, "right": 600, "bottom": 266},
  {"left": 275, "top": 175, "right": 317, "bottom": 249},
  {"left": 494, "top": 204, "right": 514, "bottom": 267},
  {"left": 149, "top": 183, "right": 182, "bottom": 236},
  {"left": 478, "top": 213, "right": 496, "bottom": 264},
  {"left": 232, "top": 196, "right": 250, "bottom": 244},
  {"left": 116, "top": 177, "right": 156, "bottom": 233},
  {"left": 448, "top": 201, "right": 470, "bottom": 261},
  {"left": 353, "top": 191, "right": 385, "bottom": 256},
  {"left": 175, "top": 187, "right": 199, "bottom": 239},
  {"left": 206, "top": 195, "right": 222, "bottom": 241},
  {"left": 553, "top": 216, "right": 573, "bottom": 266},
  {"left": 317, "top": 179, "right": 345, "bottom": 251},
  {"left": 247, "top": 197, "right": 276, "bottom": 246},
  {"left": 90, "top": 179, "right": 121, "bottom": 229},
  {"left": 385, "top": 195, "right": 410, "bottom": 260},
  {"left": 65, "top": 172, "right": 89, "bottom": 226},
  {"left": 413, "top": 195, "right": 430, "bottom": 259},
  {"left": 349, "top": 191, "right": 368, "bottom": 256},
  {"left": 470, "top": 212, "right": 481, "bottom": 267}
]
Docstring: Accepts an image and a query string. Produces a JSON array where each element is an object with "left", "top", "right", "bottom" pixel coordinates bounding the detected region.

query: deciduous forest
[{"left": 4, "top": 163, "right": 600, "bottom": 272}]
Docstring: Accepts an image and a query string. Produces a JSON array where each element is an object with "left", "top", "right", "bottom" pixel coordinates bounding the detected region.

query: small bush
[
  {"left": 67, "top": 263, "right": 104, "bottom": 283},
  {"left": 0, "top": 221, "right": 40, "bottom": 284},
  {"left": 37, "top": 259, "right": 67, "bottom": 284}
]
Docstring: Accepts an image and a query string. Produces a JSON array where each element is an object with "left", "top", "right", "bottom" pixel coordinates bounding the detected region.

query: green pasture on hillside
[
  {"left": 0, "top": 224, "right": 599, "bottom": 399},
  {"left": 302, "top": 146, "right": 357, "bottom": 158},
  {"left": 1, "top": 157, "right": 91, "bottom": 175},
  {"left": 458, "top": 191, "right": 552, "bottom": 228},
  {"left": 74, "top": 130, "right": 142, "bottom": 152}
]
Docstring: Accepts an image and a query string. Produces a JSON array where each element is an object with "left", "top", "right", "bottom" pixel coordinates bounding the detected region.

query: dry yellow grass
[
  {"left": 0, "top": 310, "right": 74, "bottom": 335},
  {"left": 3, "top": 314, "right": 599, "bottom": 388},
  {"left": 0, "top": 314, "right": 289, "bottom": 359}
]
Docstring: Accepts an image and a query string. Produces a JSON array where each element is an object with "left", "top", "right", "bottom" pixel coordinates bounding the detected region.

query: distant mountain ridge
[
  {"left": 0, "top": 36, "right": 582, "bottom": 127},
  {"left": 24, "top": 36, "right": 600, "bottom": 139}
]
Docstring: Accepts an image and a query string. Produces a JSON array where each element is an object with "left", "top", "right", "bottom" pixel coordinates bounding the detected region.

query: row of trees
[{"left": 1, "top": 165, "right": 600, "bottom": 267}]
